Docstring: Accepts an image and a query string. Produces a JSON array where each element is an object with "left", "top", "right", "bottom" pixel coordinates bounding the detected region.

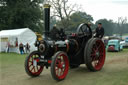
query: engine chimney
[{"left": 44, "top": 4, "right": 51, "bottom": 38}]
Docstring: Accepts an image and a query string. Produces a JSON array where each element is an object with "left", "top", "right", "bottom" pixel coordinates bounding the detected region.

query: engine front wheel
[
  {"left": 25, "top": 51, "right": 44, "bottom": 77},
  {"left": 84, "top": 38, "right": 106, "bottom": 71},
  {"left": 51, "top": 51, "right": 69, "bottom": 81}
]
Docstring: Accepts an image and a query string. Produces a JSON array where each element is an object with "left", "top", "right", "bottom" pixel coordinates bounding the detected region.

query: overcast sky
[{"left": 69, "top": 0, "right": 128, "bottom": 23}]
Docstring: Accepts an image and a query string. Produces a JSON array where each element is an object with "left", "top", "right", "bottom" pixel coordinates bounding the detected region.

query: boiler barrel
[{"left": 55, "top": 40, "right": 79, "bottom": 53}]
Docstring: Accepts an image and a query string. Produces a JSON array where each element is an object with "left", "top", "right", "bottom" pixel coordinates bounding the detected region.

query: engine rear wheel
[
  {"left": 84, "top": 38, "right": 106, "bottom": 71},
  {"left": 51, "top": 51, "right": 69, "bottom": 81},
  {"left": 25, "top": 51, "right": 44, "bottom": 77}
]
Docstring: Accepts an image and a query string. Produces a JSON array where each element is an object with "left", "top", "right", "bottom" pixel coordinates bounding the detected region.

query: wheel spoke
[
  {"left": 36, "top": 66, "right": 39, "bottom": 71},
  {"left": 92, "top": 48, "right": 96, "bottom": 53},
  {"left": 31, "top": 66, "right": 35, "bottom": 72},
  {"left": 60, "top": 68, "right": 64, "bottom": 76},
  {"left": 97, "top": 45, "right": 101, "bottom": 51},
  {"left": 80, "top": 27, "right": 84, "bottom": 32},
  {"left": 34, "top": 67, "right": 36, "bottom": 73},
  {"left": 55, "top": 65, "right": 59, "bottom": 74},
  {"left": 100, "top": 53, "right": 103, "bottom": 56},
  {"left": 29, "top": 63, "right": 33, "bottom": 67},
  {"left": 29, "top": 61, "right": 32, "bottom": 63}
]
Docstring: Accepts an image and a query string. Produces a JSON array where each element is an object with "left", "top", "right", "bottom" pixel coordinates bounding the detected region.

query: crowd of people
[
  {"left": 6, "top": 42, "right": 30, "bottom": 54},
  {"left": 19, "top": 43, "right": 30, "bottom": 54}
]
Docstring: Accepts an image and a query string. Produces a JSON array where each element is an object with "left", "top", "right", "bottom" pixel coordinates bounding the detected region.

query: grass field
[
  {"left": 123, "top": 33, "right": 128, "bottom": 36},
  {"left": 0, "top": 49, "right": 128, "bottom": 85}
]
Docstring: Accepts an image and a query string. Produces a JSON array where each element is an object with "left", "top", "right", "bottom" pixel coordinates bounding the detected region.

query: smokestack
[{"left": 44, "top": 4, "right": 51, "bottom": 38}]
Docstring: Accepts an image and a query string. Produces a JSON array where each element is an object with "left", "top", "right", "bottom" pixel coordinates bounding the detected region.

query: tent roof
[{"left": 0, "top": 28, "right": 31, "bottom": 37}]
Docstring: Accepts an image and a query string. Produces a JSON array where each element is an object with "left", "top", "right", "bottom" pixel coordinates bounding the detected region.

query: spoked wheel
[
  {"left": 84, "top": 38, "right": 106, "bottom": 71},
  {"left": 51, "top": 51, "right": 69, "bottom": 81},
  {"left": 76, "top": 23, "right": 92, "bottom": 37},
  {"left": 25, "top": 51, "right": 44, "bottom": 77}
]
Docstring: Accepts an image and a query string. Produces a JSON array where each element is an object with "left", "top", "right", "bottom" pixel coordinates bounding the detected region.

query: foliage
[
  {"left": 0, "top": 0, "right": 128, "bottom": 36},
  {"left": 49, "top": 0, "right": 81, "bottom": 29},
  {"left": 56, "top": 11, "right": 93, "bottom": 32},
  {"left": 95, "top": 19, "right": 114, "bottom": 36},
  {"left": 69, "top": 11, "right": 93, "bottom": 31},
  {"left": 0, "top": 0, "right": 44, "bottom": 33}
]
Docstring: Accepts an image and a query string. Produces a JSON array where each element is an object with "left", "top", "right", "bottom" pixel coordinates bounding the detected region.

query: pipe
[{"left": 44, "top": 4, "right": 51, "bottom": 38}]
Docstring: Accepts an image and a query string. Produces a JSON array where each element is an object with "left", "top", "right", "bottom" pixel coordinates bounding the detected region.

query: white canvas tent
[{"left": 0, "top": 28, "right": 37, "bottom": 53}]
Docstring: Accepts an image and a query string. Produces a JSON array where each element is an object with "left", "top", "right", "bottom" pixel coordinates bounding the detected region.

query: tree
[
  {"left": 68, "top": 11, "right": 93, "bottom": 31},
  {"left": 49, "top": 0, "right": 79, "bottom": 29},
  {"left": 0, "top": 0, "right": 44, "bottom": 33},
  {"left": 95, "top": 19, "right": 114, "bottom": 36},
  {"left": 118, "top": 17, "right": 127, "bottom": 39}
]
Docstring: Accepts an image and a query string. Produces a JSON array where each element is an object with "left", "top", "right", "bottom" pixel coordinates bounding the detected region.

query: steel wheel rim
[
  {"left": 27, "top": 54, "right": 43, "bottom": 75},
  {"left": 54, "top": 54, "right": 69, "bottom": 79},
  {"left": 91, "top": 40, "right": 105, "bottom": 70}
]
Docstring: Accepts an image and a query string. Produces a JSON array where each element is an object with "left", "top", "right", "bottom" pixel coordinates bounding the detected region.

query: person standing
[
  {"left": 25, "top": 43, "right": 30, "bottom": 53},
  {"left": 19, "top": 43, "right": 24, "bottom": 54},
  {"left": 15, "top": 38, "right": 18, "bottom": 47},
  {"left": 95, "top": 23, "right": 104, "bottom": 39},
  {"left": 6, "top": 42, "right": 10, "bottom": 53}
]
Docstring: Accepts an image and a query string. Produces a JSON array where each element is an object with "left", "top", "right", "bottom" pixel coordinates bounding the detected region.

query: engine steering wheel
[{"left": 76, "top": 23, "right": 92, "bottom": 37}]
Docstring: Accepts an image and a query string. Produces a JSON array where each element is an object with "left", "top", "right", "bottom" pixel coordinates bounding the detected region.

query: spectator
[
  {"left": 6, "top": 42, "right": 10, "bottom": 53},
  {"left": 25, "top": 43, "right": 30, "bottom": 53},
  {"left": 15, "top": 38, "right": 18, "bottom": 47},
  {"left": 19, "top": 43, "right": 24, "bottom": 54}
]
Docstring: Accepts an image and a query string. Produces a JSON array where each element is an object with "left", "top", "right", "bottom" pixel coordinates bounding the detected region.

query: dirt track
[{"left": 1, "top": 50, "right": 128, "bottom": 85}]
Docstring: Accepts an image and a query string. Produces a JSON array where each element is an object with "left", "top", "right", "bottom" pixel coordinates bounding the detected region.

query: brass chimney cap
[{"left": 44, "top": 4, "right": 51, "bottom": 8}]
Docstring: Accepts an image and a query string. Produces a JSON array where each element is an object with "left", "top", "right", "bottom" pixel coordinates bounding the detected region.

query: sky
[{"left": 69, "top": 0, "right": 128, "bottom": 23}]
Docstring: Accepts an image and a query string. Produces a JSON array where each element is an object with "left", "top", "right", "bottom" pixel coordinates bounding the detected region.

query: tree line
[{"left": 0, "top": 0, "right": 128, "bottom": 36}]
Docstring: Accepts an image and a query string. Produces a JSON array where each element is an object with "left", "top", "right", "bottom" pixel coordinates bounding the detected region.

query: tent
[{"left": 0, "top": 28, "right": 37, "bottom": 53}]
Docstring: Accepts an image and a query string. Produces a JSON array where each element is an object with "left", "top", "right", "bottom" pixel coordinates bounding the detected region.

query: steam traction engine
[{"left": 24, "top": 4, "right": 106, "bottom": 81}]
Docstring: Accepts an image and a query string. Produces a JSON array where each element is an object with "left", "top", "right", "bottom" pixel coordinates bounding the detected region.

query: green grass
[
  {"left": 0, "top": 49, "right": 128, "bottom": 85},
  {"left": 123, "top": 33, "right": 128, "bottom": 36},
  {"left": 0, "top": 53, "right": 26, "bottom": 64},
  {"left": 0, "top": 53, "right": 27, "bottom": 79},
  {"left": 107, "top": 48, "right": 128, "bottom": 56}
]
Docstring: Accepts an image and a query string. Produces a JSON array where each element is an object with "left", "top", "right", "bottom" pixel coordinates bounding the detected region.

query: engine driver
[{"left": 94, "top": 23, "right": 104, "bottom": 39}]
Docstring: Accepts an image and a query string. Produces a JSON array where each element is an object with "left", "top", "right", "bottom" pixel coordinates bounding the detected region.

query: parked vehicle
[
  {"left": 123, "top": 37, "right": 128, "bottom": 47},
  {"left": 106, "top": 39, "right": 123, "bottom": 52}
]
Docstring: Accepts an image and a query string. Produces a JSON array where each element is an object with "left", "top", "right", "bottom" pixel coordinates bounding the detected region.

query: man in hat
[
  {"left": 50, "top": 25, "right": 60, "bottom": 40},
  {"left": 95, "top": 23, "right": 104, "bottom": 39}
]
